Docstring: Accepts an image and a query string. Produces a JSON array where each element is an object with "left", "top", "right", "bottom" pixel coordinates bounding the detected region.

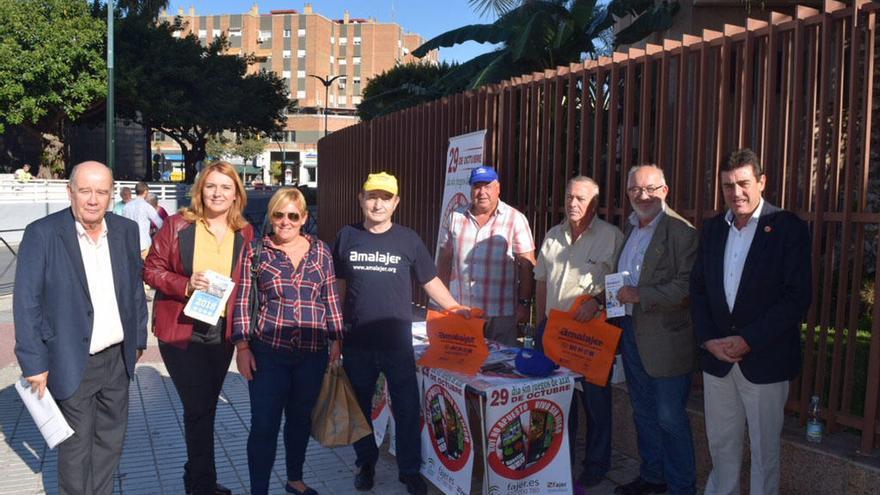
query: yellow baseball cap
[{"left": 362, "top": 172, "right": 398, "bottom": 195}]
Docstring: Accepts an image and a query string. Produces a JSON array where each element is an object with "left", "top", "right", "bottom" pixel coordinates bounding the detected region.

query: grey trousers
[{"left": 57, "top": 344, "right": 130, "bottom": 495}]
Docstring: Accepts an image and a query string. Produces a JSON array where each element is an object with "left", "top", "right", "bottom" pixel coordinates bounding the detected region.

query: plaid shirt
[
  {"left": 232, "top": 234, "right": 344, "bottom": 352},
  {"left": 439, "top": 200, "right": 535, "bottom": 317}
]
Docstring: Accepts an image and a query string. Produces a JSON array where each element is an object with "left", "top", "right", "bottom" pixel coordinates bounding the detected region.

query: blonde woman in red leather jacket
[{"left": 144, "top": 161, "right": 254, "bottom": 495}]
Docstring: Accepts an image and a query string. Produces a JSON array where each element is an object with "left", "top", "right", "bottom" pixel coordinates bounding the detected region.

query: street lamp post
[{"left": 308, "top": 74, "right": 345, "bottom": 137}]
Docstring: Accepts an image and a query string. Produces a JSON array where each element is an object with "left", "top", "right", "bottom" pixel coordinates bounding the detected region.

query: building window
[
  {"left": 212, "top": 29, "right": 221, "bottom": 37},
  {"left": 297, "top": 90, "right": 306, "bottom": 99},
  {"left": 297, "top": 49, "right": 306, "bottom": 57},
  {"left": 352, "top": 96, "right": 362, "bottom": 105},
  {"left": 172, "top": 30, "right": 181, "bottom": 38},
  {"left": 283, "top": 29, "right": 291, "bottom": 38},
  {"left": 338, "top": 59, "right": 347, "bottom": 66},
  {"left": 260, "top": 30, "right": 272, "bottom": 40},
  {"left": 330, "top": 55, "right": 335, "bottom": 63},
  {"left": 353, "top": 37, "right": 362, "bottom": 45},
  {"left": 330, "top": 36, "right": 335, "bottom": 43},
  {"left": 352, "top": 57, "right": 361, "bottom": 65},
  {"left": 339, "top": 37, "right": 347, "bottom": 46},
  {"left": 283, "top": 50, "right": 291, "bottom": 59},
  {"left": 338, "top": 96, "right": 347, "bottom": 105},
  {"left": 297, "top": 28, "right": 306, "bottom": 37},
  {"left": 282, "top": 70, "right": 291, "bottom": 78},
  {"left": 297, "top": 70, "right": 306, "bottom": 78},
  {"left": 338, "top": 80, "right": 346, "bottom": 90},
  {"left": 353, "top": 76, "right": 361, "bottom": 84},
  {"left": 198, "top": 29, "right": 207, "bottom": 38},
  {"left": 228, "top": 28, "right": 242, "bottom": 37}
]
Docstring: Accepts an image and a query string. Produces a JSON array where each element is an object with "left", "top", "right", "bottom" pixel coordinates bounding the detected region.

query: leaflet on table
[
  {"left": 14, "top": 377, "right": 74, "bottom": 449},
  {"left": 183, "top": 270, "right": 235, "bottom": 326},
  {"left": 483, "top": 375, "right": 574, "bottom": 495},
  {"left": 604, "top": 272, "right": 628, "bottom": 318},
  {"left": 420, "top": 367, "right": 474, "bottom": 495}
]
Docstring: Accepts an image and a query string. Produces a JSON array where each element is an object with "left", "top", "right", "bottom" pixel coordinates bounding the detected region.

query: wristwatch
[{"left": 518, "top": 298, "right": 533, "bottom": 307}]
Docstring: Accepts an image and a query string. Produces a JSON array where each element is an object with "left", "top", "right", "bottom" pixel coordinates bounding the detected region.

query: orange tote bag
[
  {"left": 542, "top": 296, "right": 622, "bottom": 386},
  {"left": 418, "top": 308, "right": 488, "bottom": 375}
]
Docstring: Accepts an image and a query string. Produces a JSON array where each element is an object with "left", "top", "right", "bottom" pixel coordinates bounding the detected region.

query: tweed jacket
[{"left": 614, "top": 205, "right": 699, "bottom": 377}]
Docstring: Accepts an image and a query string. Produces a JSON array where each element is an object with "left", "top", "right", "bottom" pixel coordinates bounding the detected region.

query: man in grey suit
[
  {"left": 612, "top": 164, "right": 698, "bottom": 495},
  {"left": 14, "top": 161, "right": 148, "bottom": 494}
]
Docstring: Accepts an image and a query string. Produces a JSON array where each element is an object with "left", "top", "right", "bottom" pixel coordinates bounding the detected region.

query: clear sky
[{"left": 165, "top": 0, "right": 501, "bottom": 63}]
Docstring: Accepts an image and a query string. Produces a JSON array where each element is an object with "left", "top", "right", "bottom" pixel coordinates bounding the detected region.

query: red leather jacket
[{"left": 143, "top": 213, "right": 255, "bottom": 348}]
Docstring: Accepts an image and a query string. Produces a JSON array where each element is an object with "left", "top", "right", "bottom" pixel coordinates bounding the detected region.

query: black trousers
[
  {"left": 159, "top": 339, "right": 233, "bottom": 494},
  {"left": 57, "top": 343, "right": 129, "bottom": 495}
]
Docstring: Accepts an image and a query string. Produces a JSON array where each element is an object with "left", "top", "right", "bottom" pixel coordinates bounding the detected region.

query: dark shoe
[
  {"left": 578, "top": 470, "right": 606, "bottom": 488},
  {"left": 398, "top": 473, "right": 427, "bottom": 495},
  {"left": 186, "top": 483, "right": 232, "bottom": 495},
  {"left": 285, "top": 482, "right": 318, "bottom": 495},
  {"left": 354, "top": 463, "right": 375, "bottom": 491},
  {"left": 614, "top": 477, "right": 668, "bottom": 495}
]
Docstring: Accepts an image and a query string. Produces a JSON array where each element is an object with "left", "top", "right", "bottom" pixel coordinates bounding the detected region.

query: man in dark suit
[
  {"left": 612, "top": 164, "right": 699, "bottom": 495},
  {"left": 14, "top": 161, "right": 148, "bottom": 494},
  {"left": 690, "top": 149, "right": 811, "bottom": 495}
]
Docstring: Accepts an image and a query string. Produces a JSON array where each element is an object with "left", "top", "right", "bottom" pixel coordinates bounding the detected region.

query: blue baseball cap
[{"left": 468, "top": 165, "right": 499, "bottom": 185}]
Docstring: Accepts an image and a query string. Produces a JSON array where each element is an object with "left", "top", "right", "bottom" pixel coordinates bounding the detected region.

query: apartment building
[{"left": 153, "top": 3, "right": 438, "bottom": 186}]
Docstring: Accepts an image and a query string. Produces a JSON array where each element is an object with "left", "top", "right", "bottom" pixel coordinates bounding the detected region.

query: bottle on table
[{"left": 806, "top": 394, "right": 823, "bottom": 443}]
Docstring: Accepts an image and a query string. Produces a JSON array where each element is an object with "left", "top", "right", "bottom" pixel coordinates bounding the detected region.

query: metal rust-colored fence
[{"left": 319, "top": 0, "right": 880, "bottom": 453}]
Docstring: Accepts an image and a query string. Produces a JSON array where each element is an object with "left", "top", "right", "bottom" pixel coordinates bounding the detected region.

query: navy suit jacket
[
  {"left": 690, "top": 202, "right": 811, "bottom": 384},
  {"left": 14, "top": 208, "right": 148, "bottom": 400}
]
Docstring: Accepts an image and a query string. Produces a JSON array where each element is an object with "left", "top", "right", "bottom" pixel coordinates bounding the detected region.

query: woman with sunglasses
[
  {"left": 232, "top": 187, "right": 343, "bottom": 495},
  {"left": 143, "top": 161, "right": 254, "bottom": 495}
]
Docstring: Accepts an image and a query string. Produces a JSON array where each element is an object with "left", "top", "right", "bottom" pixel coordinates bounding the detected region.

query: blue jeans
[
  {"left": 343, "top": 346, "right": 422, "bottom": 475},
  {"left": 247, "top": 340, "right": 329, "bottom": 495},
  {"left": 568, "top": 383, "right": 612, "bottom": 479},
  {"left": 618, "top": 316, "right": 696, "bottom": 495}
]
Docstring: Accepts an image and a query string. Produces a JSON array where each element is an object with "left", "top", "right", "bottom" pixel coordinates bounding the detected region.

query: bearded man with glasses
[{"left": 611, "top": 164, "right": 699, "bottom": 495}]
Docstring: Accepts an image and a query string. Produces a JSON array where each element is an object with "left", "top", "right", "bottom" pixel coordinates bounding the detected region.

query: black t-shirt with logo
[{"left": 333, "top": 223, "right": 437, "bottom": 350}]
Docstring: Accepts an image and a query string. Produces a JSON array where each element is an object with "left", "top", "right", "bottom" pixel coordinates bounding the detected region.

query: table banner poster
[
  {"left": 417, "top": 308, "right": 489, "bottom": 375},
  {"left": 484, "top": 375, "right": 574, "bottom": 495},
  {"left": 371, "top": 373, "right": 392, "bottom": 447},
  {"left": 542, "top": 296, "right": 622, "bottom": 386},
  {"left": 435, "top": 130, "right": 487, "bottom": 260},
  {"left": 420, "top": 367, "right": 474, "bottom": 495}
]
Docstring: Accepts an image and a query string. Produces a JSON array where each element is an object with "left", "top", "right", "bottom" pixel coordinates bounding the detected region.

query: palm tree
[{"left": 412, "top": 0, "right": 679, "bottom": 91}]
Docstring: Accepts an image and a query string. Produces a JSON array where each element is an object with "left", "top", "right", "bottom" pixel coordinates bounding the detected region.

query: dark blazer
[
  {"left": 690, "top": 202, "right": 811, "bottom": 384},
  {"left": 14, "top": 209, "right": 148, "bottom": 400},
  {"left": 613, "top": 206, "right": 699, "bottom": 377},
  {"left": 143, "top": 214, "right": 253, "bottom": 348}
]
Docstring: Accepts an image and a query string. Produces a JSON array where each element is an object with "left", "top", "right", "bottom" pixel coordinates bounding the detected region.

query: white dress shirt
[
  {"left": 722, "top": 199, "right": 764, "bottom": 312},
  {"left": 618, "top": 204, "right": 666, "bottom": 315},
  {"left": 122, "top": 196, "right": 163, "bottom": 250},
  {"left": 75, "top": 220, "right": 125, "bottom": 354}
]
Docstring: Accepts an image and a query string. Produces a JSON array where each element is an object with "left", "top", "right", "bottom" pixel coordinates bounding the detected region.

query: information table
[{"left": 411, "top": 322, "right": 579, "bottom": 495}]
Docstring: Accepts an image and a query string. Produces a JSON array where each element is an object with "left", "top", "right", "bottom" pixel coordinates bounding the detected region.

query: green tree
[
  {"left": 116, "top": 19, "right": 293, "bottom": 182},
  {"left": 412, "top": 0, "right": 679, "bottom": 90},
  {"left": 231, "top": 134, "right": 267, "bottom": 165},
  {"left": 206, "top": 134, "right": 231, "bottom": 160},
  {"left": 0, "top": 0, "right": 106, "bottom": 169},
  {"left": 357, "top": 62, "right": 462, "bottom": 120}
]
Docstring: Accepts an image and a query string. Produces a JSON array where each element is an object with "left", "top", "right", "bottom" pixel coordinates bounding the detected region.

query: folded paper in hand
[
  {"left": 183, "top": 270, "right": 235, "bottom": 326},
  {"left": 14, "top": 377, "right": 74, "bottom": 449}
]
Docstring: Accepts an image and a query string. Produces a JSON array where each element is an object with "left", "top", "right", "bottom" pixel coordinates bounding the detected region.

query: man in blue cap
[{"left": 437, "top": 165, "right": 536, "bottom": 346}]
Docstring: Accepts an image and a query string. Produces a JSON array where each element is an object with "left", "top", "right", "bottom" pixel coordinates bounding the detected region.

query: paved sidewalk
[{"left": 0, "top": 292, "right": 640, "bottom": 495}]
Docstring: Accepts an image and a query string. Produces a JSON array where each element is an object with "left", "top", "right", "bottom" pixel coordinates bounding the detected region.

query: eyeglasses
[
  {"left": 627, "top": 185, "right": 665, "bottom": 196},
  {"left": 271, "top": 211, "right": 302, "bottom": 221}
]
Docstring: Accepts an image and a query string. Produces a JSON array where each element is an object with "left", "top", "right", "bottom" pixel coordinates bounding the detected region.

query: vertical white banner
[
  {"left": 484, "top": 375, "right": 574, "bottom": 495},
  {"left": 371, "top": 374, "right": 392, "bottom": 447},
  {"left": 435, "top": 130, "right": 487, "bottom": 259},
  {"left": 420, "top": 367, "right": 474, "bottom": 495}
]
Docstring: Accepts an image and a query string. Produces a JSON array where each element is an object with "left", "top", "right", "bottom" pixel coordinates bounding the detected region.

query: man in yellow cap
[{"left": 332, "top": 172, "right": 466, "bottom": 495}]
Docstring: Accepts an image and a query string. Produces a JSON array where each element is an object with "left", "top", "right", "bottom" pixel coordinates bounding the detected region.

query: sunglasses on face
[{"left": 271, "top": 211, "right": 302, "bottom": 221}]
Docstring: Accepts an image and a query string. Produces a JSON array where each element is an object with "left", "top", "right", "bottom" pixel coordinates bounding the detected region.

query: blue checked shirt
[{"left": 232, "top": 234, "right": 344, "bottom": 351}]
